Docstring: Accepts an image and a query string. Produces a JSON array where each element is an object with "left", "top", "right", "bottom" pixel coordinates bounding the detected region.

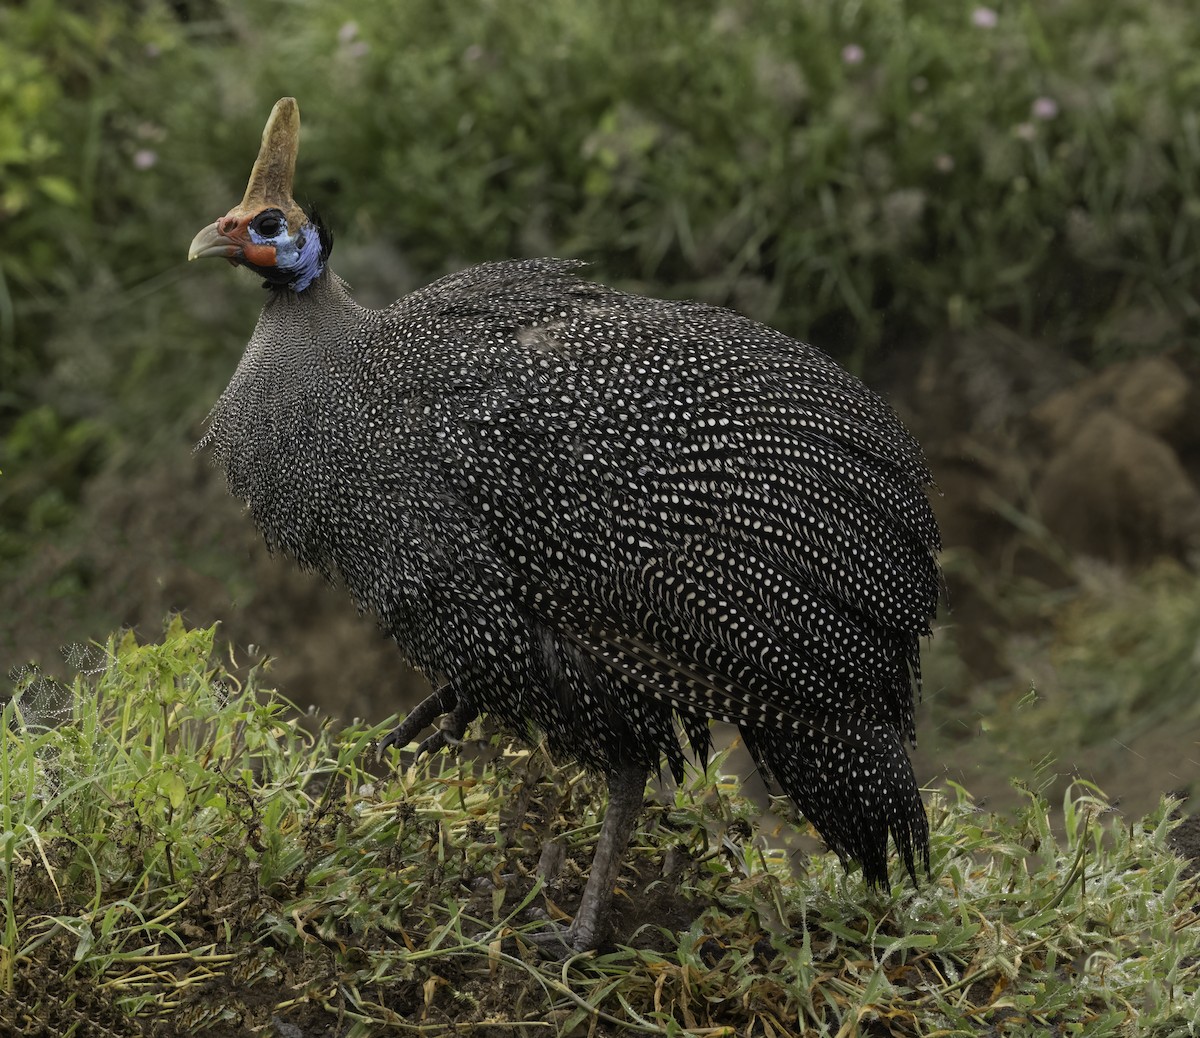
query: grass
[{"left": 3, "top": 619, "right": 1197, "bottom": 1036}]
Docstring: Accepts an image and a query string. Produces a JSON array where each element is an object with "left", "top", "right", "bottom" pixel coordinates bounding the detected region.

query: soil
[{"left": 1169, "top": 807, "right": 1200, "bottom": 878}]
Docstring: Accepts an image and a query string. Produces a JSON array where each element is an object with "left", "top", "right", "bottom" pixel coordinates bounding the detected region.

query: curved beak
[{"left": 188, "top": 222, "right": 244, "bottom": 262}]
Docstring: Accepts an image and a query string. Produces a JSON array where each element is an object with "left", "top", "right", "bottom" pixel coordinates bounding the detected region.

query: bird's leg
[
  {"left": 414, "top": 695, "right": 477, "bottom": 758},
  {"left": 527, "top": 761, "right": 648, "bottom": 954},
  {"left": 570, "top": 763, "right": 648, "bottom": 949},
  {"left": 376, "top": 682, "right": 456, "bottom": 760}
]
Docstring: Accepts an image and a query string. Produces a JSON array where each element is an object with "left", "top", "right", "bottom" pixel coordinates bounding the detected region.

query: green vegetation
[
  {"left": 1001, "top": 561, "right": 1200, "bottom": 750},
  {"left": 912, "top": 557, "right": 1200, "bottom": 812},
  {"left": 2, "top": 0, "right": 1199, "bottom": 570},
  {"left": 3, "top": 621, "right": 1197, "bottom": 1035},
  {"left": 5, "top": 5, "right": 1200, "bottom": 1031}
]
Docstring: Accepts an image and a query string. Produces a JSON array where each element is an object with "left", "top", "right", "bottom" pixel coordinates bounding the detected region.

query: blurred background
[{"left": 3, "top": 0, "right": 1199, "bottom": 817}]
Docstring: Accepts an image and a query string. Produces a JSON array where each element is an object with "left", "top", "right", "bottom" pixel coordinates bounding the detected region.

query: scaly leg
[
  {"left": 528, "top": 762, "right": 648, "bottom": 954},
  {"left": 415, "top": 695, "right": 477, "bottom": 758}
]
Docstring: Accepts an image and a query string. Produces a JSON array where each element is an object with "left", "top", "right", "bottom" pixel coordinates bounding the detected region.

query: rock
[
  {"left": 1112, "top": 356, "right": 1189, "bottom": 437},
  {"left": 1034, "top": 410, "right": 1200, "bottom": 564},
  {"left": 1031, "top": 355, "right": 1190, "bottom": 447}
]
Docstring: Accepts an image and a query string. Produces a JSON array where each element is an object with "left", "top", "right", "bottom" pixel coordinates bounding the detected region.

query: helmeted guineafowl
[{"left": 189, "top": 98, "right": 940, "bottom": 952}]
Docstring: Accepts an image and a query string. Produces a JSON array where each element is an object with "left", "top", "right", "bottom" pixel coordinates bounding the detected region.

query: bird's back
[{"left": 376, "top": 257, "right": 938, "bottom": 682}]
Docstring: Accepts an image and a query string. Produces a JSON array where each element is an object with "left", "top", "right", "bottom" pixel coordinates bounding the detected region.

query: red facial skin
[
  {"left": 190, "top": 210, "right": 285, "bottom": 270},
  {"left": 211, "top": 213, "right": 278, "bottom": 267}
]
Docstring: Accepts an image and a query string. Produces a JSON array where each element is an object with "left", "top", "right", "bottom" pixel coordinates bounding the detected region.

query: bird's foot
[
  {"left": 514, "top": 764, "right": 646, "bottom": 958},
  {"left": 412, "top": 697, "right": 474, "bottom": 758},
  {"left": 518, "top": 919, "right": 598, "bottom": 960},
  {"left": 377, "top": 719, "right": 419, "bottom": 759},
  {"left": 377, "top": 684, "right": 474, "bottom": 762},
  {"left": 413, "top": 727, "right": 459, "bottom": 758},
  {"left": 377, "top": 686, "right": 454, "bottom": 761},
  {"left": 378, "top": 717, "right": 432, "bottom": 759}
]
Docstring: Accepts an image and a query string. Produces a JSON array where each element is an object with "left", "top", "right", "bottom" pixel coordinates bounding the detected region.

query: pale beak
[{"left": 188, "top": 222, "right": 243, "bottom": 261}]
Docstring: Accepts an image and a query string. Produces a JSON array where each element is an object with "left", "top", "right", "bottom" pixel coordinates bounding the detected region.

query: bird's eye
[{"left": 252, "top": 212, "right": 284, "bottom": 238}]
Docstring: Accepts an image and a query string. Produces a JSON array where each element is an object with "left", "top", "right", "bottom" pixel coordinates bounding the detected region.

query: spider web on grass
[{"left": 7, "top": 641, "right": 110, "bottom": 732}]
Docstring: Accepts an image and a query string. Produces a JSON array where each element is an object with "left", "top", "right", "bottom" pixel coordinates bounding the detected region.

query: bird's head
[{"left": 188, "top": 97, "right": 330, "bottom": 293}]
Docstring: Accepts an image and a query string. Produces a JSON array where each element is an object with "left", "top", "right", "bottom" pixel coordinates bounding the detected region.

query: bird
[{"left": 189, "top": 97, "right": 940, "bottom": 953}]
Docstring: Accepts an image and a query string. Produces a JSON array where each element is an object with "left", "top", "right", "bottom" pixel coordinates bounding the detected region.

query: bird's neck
[
  {"left": 257, "top": 268, "right": 368, "bottom": 347},
  {"left": 263, "top": 265, "right": 350, "bottom": 308}
]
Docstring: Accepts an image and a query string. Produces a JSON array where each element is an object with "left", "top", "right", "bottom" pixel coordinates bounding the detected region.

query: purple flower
[
  {"left": 972, "top": 7, "right": 998, "bottom": 28},
  {"left": 1032, "top": 96, "right": 1059, "bottom": 120},
  {"left": 133, "top": 149, "right": 158, "bottom": 170},
  {"left": 338, "top": 21, "right": 359, "bottom": 44},
  {"left": 841, "top": 44, "right": 864, "bottom": 66}
]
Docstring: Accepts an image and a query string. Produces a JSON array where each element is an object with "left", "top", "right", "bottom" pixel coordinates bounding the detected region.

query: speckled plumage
[{"left": 201, "top": 258, "right": 940, "bottom": 899}]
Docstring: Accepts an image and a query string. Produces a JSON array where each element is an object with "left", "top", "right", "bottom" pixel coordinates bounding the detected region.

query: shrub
[{"left": 2, "top": 0, "right": 1198, "bottom": 571}]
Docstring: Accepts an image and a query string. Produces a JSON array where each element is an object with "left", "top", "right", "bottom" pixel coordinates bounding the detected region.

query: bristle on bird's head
[{"left": 188, "top": 97, "right": 328, "bottom": 293}]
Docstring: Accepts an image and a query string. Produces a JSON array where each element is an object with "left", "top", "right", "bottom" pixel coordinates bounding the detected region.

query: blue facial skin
[{"left": 247, "top": 216, "right": 325, "bottom": 293}]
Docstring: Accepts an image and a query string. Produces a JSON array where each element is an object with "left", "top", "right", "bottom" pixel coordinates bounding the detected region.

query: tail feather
[{"left": 743, "top": 718, "right": 929, "bottom": 886}]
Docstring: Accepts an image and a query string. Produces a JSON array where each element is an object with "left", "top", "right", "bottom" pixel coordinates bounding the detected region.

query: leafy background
[{"left": 3, "top": 0, "right": 1200, "bottom": 815}]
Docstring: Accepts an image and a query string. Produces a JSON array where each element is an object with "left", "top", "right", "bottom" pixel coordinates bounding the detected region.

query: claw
[
  {"left": 376, "top": 684, "right": 456, "bottom": 762},
  {"left": 414, "top": 728, "right": 455, "bottom": 759},
  {"left": 413, "top": 695, "right": 476, "bottom": 760}
]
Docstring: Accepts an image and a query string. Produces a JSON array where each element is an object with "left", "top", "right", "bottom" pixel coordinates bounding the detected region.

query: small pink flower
[
  {"left": 971, "top": 7, "right": 998, "bottom": 28},
  {"left": 1032, "top": 96, "right": 1058, "bottom": 120},
  {"left": 841, "top": 44, "right": 864, "bottom": 66},
  {"left": 338, "top": 21, "right": 358, "bottom": 44},
  {"left": 934, "top": 153, "right": 955, "bottom": 173},
  {"left": 133, "top": 149, "right": 158, "bottom": 170}
]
